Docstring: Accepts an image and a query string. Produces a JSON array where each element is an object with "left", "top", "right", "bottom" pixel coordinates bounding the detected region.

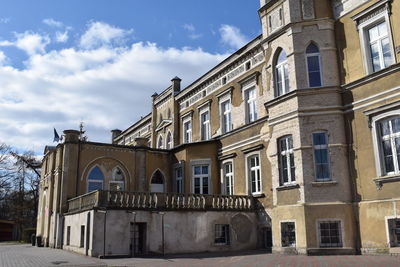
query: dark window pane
[
  {"left": 380, "top": 121, "right": 390, "bottom": 136},
  {"left": 306, "top": 43, "right": 319, "bottom": 54}
]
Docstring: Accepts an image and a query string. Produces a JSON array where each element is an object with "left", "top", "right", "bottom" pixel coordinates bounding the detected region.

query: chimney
[
  {"left": 171, "top": 76, "right": 181, "bottom": 93},
  {"left": 111, "top": 129, "right": 122, "bottom": 144},
  {"left": 63, "top": 130, "right": 80, "bottom": 143}
]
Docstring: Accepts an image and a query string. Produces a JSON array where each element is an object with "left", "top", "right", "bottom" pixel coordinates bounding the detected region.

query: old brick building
[{"left": 36, "top": 0, "right": 400, "bottom": 257}]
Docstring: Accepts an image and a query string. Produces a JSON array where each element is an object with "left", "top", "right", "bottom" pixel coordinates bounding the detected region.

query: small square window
[
  {"left": 215, "top": 224, "right": 230, "bottom": 245},
  {"left": 319, "top": 221, "right": 342, "bottom": 248}
]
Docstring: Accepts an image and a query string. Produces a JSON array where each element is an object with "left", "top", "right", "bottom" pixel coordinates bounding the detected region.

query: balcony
[{"left": 67, "top": 190, "right": 255, "bottom": 213}]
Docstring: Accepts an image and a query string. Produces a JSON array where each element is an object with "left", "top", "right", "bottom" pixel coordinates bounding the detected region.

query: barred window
[
  {"left": 215, "top": 224, "right": 230, "bottom": 245},
  {"left": 319, "top": 221, "right": 342, "bottom": 248}
]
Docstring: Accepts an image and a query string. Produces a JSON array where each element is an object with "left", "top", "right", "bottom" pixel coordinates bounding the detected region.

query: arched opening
[
  {"left": 150, "top": 170, "right": 165, "bottom": 193},
  {"left": 87, "top": 166, "right": 104, "bottom": 192},
  {"left": 275, "top": 49, "right": 289, "bottom": 96},
  {"left": 306, "top": 42, "right": 322, "bottom": 87},
  {"left": 166, "top": 131, "right": 172, "bottom": 149},
  {"left": 110, "top": 167, "right": 125, "bottom": 191},
  {"left": 157, "top": 135, "right": 163, "bottom": 149}
]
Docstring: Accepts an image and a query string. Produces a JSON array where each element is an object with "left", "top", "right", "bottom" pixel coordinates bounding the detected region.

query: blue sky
[{"left": 0, "top": 0, "right": 261, "bottom": 154}]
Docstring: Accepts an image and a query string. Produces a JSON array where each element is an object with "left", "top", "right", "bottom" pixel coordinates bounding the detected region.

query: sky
[{"left": 0, "top": 0, "right": 261, "bottom": 155}]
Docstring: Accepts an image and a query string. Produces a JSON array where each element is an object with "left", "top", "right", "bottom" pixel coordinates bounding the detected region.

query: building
[{"left": 36, "top": 0, "right": 400, "bottom": 257}]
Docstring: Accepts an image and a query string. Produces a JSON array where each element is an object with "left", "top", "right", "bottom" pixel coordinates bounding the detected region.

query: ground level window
[
  {"left": 319, "top": 221, "right": 342, "bottom": 248},
  {"left": 66, "top": 226, "right": 71, "bottom": 245},
  {"left": 281, "top": 222, "right": 296, "bottom": 247},
  {"left": 388, "top": 218, "right": 400, "bottom": 247},
  {"left": 215, "top": 224, "right": 230, "bottom": 245},
  {"left": 80, "top": 225, "right": 85, "bottom": 248}
]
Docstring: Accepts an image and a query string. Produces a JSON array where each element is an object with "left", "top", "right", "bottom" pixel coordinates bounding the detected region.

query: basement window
[{"left": 215, "top": 224, "right": 230, "bottom": 245}]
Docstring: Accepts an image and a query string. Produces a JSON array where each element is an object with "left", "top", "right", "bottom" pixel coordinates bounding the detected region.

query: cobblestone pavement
[{"left": 1, "top": 244, "right": 400, "bottom": 267}]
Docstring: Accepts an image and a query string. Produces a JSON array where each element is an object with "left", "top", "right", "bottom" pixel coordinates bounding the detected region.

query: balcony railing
[{"left": 67, "top": 190, "right": 254, "bottom": 213}]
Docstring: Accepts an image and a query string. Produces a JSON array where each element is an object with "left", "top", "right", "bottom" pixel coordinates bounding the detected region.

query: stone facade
[{"left": 36, "top": 0, "right": 400, "bottom": 257}]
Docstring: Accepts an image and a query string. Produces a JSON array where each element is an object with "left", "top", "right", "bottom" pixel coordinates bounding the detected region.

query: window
[
  {"left": 150, "top": 170, "right": 165, "bottom": 193},
  {"left": 313, "top": 132, "right": 330, "bottom": 181},
  {"left": 221, "top": 99, "right": 232, "bottom": 134},
  {"left": 367, "top": 21, "right": 394, "bottom": 73},
  {"left": 223, "top": 162, "right": 234, "bottom": 195},
  {"left": 157, "top": 135, "right": 163, "bottom": 149},
  {"left": 87, "top": 166, "right": 104, "bottom": 192},
  {"left": 174, "top": 166, "right": 183, "bottom": 193},
  {"left": 248, "top": 154, "right": 261, "bottom": 194},
  {"left": 110, "top": 167, "right": 125, "bottom": 191},
  {"left": 80, "top": 225, "right": 85, "bottom": 248},
  {"left": 193, "top": 165, "right": 209, "bottom": 194},
  {"left": 245, "top": 87, "right": 258, "bottom": 123},
  {"left": 281, "top": 222, "right": 296, "bottom": 247},
  {"left": 215, "top": 224, "right": 230, "bottom": 245},
  {"left": 278, "top": 136, "right": 295, "bottom": 185},
  {"left": 377, "top": 117, "right": 400, "bottom": 175},
  {"left": 388, "top": 218, "right": 400, "bottom": 247},
  {"left": 319, "top": 221, "right": 342, "bottom": 248},
  {"left": 306, "top": 43, "right": 322, "bottom": 87},
  {"left": 200, "top": 109, "right": 211, "bottom": 141},
  {"left": 66, "top": 226, "right": 71, "bottom": 246},
  {"left": 183, "top": 117, "right": 192, "bottom": 143},
  {"left": 275, "top": 49, "right": 289, "bottom": 96},
  {"left": 355, "top": 3, "right": 395, "bottom": 74},
  {"left": 166, "top": 131, "right": 173, "bottom": 149}
]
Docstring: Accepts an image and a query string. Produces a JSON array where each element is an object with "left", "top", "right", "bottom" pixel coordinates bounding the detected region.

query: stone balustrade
[{"left": 67, "top": 190, "right": 254, "bottom": 213}]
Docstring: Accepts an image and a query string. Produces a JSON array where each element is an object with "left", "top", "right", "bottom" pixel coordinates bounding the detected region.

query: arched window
[
  {"left": 150, "top": 170, "right": 165, "bottom": 193},
  {"left": 166, "top": 131, "right": 172, "bottom": 149},
  {"left": 306, "top": 43, "right": 322, "bottom": 88},
  {"left": 157, "top": 135, "right": 163, "bottom": 149},
  {"left": 87, "top": 166, "right": 104, "bottom": 192},
  {"left": 110, "top": 167, "right": 125, "bottom": 191},
  {"left": 275, "top": 49, "right": 289, "bottom": 96}
]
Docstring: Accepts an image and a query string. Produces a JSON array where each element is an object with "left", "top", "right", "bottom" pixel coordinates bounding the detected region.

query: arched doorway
[{"left": 150, "top": 170, "right": 165, "bottom": 192}]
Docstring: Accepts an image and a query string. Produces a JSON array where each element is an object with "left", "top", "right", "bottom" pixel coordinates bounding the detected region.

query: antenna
[{"left": 79, "top": 121, "right": 88, "bottom": 141}]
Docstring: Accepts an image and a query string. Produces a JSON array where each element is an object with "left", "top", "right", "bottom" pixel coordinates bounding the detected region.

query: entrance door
[
  {"left": 260, "top": 227, "right": 272, "bottom": 252},
  {"left": 130, "top": 223, "right": 146, "bottom": 257}
]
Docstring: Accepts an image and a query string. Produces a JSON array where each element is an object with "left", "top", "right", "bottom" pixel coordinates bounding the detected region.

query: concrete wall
[{"left": 64, "top": 209, "right": 258, "bottom": 257}]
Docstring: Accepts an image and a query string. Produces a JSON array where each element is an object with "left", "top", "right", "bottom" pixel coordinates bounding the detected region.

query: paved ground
[{"left": 1, "top": 244, "right": 400, "bottom": 267}]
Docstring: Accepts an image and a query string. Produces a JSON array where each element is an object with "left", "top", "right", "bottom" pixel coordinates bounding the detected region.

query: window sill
[
  {"left": 311, "top": 181, "right": 337, "bottom": 187},
  {"left": 251, "top": 193, "right": 265, "bottom": 198},
  {"left": 373, "top": 174, "right": 400, "bottom": 190},
  {"left": 276, "top": 184, "right": 299, "bottom": 191}
]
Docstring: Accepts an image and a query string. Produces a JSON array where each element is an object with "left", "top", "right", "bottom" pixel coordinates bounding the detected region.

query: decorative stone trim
[
  {"left": 374, "top": 175, "right": 400, "bottom": 190},
  {"left": 311, "top": 181, "right": 338, "bottom": 187},
  {"left": 242, "top": 144, "right": 265, "bottom": 154},
  {"left": 276, "top": 184, "right": 300, "bottom": 191},
  {"left": 218, "top": 153, "right": 237, "bottom": 161}
]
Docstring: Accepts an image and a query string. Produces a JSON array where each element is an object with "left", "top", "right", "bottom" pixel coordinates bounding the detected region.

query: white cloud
[
  {"left": 79, "top": 21, "right": 133, "bottom": 49},
  {"left": 183, "top": 24, "right": 195, "bottom": 32},
  {"left": 219, "top": 24, "right": 248, "bottom": 50},
  {"left": 15, "top": 32, "right": 50, "bottom": 55},
  {"left": 0, "top": 51, "right": 7, "bottom": 65},
  {"left": 0, "top": 38, "right": 228, "bottom": 153},
  {"left": 43, "top": 18, "right": 63, "bottom": 28},
  {"left": 55, "top": 31, "right": 69, "bottom": 43},
  {"left": 0, "top": 40, "right": 13, "bottom": 47},
  {"left": 0, "top": 18, "right": 10, "bottom": 24}
]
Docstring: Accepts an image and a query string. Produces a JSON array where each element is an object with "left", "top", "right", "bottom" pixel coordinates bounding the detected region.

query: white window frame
[
  {"left": 278, "top": 135, "right": 296, "bottom": 186},
  {"left": 305, "top": 43, "right": 323, "bottom": 88},
  {"left": 199, "top": 107, "right": 211, "bottom": 141},
  {"left": 219, "top": 94, "right": 232, "bottom": 134},
  {"left": 173, "top": 163, "right": 184, "bottom": 193},
  {"left": 221, "top": 160, "right": 234, "bottom": 195},
  {"left": 385, "top": 215, "right": 400, "bottom": 248},
  {"left": 245, "top": 152, "right": 262, "bottom": 195},
  {"left": 275, "top": 49, "right": 290, "bottom": 96},
  {"left": 157, "top": 134, "right": 164, "bottom": 149},
  {"left": 312, "top": 132, "right": 331, "bottom": 181},
  {"left": 191, "top": 159, "right": 211, "bottom": 195},
  {"left": 244, "top": 86, "right": 258, "bottom": 123},
  {"left": 356, "top": 3, "right": 395, "bottom": 75},
  {"left": 166, "top": 131, "right": 173, "bottom": 149},
  {"left": 371, "top": 110, "right": 400, "bottom": 177},
  {"left": 280, "top": 220, "right": 297, "bottom": 248},
  {"left": 182, "top": 115, "right": 192, "bottom": 144},
  {"left": 316, "top": 219, "right": 344, "bottom": 248}
]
